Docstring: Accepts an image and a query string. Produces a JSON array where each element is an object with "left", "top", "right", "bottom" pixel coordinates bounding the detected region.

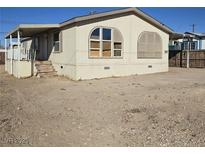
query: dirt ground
[{"left": 0, "top": 65, "right": 205, "bottom": 147}]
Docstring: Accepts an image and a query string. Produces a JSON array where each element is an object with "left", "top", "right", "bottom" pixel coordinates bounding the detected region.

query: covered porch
[{"left": 5, "top": 24, "right": 60, "bottom": 78}]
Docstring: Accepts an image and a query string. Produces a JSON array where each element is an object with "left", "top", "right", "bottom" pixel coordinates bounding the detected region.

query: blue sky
[{"left": 0, "top": 7, "right": 205, "bottom": 46}]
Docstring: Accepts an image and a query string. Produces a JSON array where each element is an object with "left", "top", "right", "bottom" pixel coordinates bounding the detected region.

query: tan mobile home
[{"left": 5, "top": 7, "right": 173, "bottom": 80}]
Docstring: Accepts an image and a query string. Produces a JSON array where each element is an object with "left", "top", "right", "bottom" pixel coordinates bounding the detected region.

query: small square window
[
  {"left": 114, "top": 50, "right": 121, "bottom": 57},
  {"left": 114, "top": 42, "right": 122, "bottom": 49}
]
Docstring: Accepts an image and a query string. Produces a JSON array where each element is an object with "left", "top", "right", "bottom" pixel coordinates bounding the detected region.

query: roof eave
[{"left": 60, "top": 7, "right": 174, "bottom": 34}]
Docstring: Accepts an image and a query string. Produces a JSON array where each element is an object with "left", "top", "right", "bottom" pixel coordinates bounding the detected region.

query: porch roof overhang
[{"left": 5, "top": 24, "right": 60, "bottom": 39}]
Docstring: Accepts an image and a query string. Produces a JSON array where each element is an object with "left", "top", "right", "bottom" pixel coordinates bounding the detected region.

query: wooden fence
[
  {"left": 169, "top": 50, "right": 205, "bottom": 68},
  {"left": 0, "top": 52, "right": 5, "bottom": 65}
]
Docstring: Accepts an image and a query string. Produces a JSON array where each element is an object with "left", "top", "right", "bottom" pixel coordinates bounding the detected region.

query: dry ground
[{"left": 0, "top": 65, "right": 205, "bottom": 146}]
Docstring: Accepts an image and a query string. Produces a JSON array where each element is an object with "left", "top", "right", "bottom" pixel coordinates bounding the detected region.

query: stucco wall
[
  {"left": 6, "top": 59, "right": 32, "bottom": 78},
  {"left": 74, "top": 14, "right": 169, "bottom": 80},
  {"left": 48, "top": 26, "right": 77, "bottom": 80},
  {"left": 5, "top": 59, "right": 12, "bottom": 74}
]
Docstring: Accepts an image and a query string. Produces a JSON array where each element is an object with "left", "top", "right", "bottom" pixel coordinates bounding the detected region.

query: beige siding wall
[
  {"left": 75, "top": 14, "right": 169, "bottom": 80},
  {"left": 49, "top": 27, "right": 77, "bottom": 80}
]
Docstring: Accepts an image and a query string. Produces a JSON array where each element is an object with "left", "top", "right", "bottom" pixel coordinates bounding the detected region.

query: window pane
[
  {"left": 191, "top": 42, "right": 197, "bottom": 50},
  {"left": 54, "top": 32, "right": 59, "bottom": 42},
  {"left": 114, "top": 50, "right": 121, "bottom": 56},
  {"left": 91, "top": 28, "right": 100, "bottom": 40},
  {"left": 103, "top": 28, "right": 111, "bottom": 40},
  {"left": 114, "top": 42, "right": 122, "bottom": 49},
  {"left": 90, "top": 49, "right": 100, "bottom": 57},
  {"left": 54, "top": 42, "right": 59, "bottom": 51},
  {"left": 102, "top": 41, "right": 111, "bottom": 57},
  {"left": 90, "top": 41, "right": 100, "bottom": 48},
  {"left": 113, "top": 29, "right": 122, "bottom": 42}
]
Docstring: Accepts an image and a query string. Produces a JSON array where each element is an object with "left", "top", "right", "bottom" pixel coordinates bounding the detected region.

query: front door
[
  {"left": 35, "top": 34, "right": 49, "bottom": 61},
  {"left": 41, "top": 34, "right": 48, "bottom": 60}
]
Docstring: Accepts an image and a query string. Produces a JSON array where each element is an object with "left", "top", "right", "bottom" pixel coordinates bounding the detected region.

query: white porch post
[
  {"left": 10, "top": 34, "right": 13, "bottom": 74},
  {"left": 17, "top": 30, "right": 21, "bottom": 60},
  {"left": 187, "top": 40, "right": 190, "bottom": 68},
  {"left": 4, "top": 38, "right": 7, "bottom": 71}
]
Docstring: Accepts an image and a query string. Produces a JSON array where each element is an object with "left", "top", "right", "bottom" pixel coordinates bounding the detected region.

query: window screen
[{"left": 137, "top": 31, "right": 162, "bottom": 59}]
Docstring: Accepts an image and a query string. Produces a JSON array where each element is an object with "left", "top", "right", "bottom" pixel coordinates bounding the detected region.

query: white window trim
[
  {"left": 53, "top": 31, "right": 61, "bottom": 53},
  {"left": 89, "top": 27, "right": 123, "bottom": 59}
]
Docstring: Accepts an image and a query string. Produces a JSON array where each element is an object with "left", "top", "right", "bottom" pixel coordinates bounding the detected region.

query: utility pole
[{"left": 190, "top": 24, "right": 196, "bottom": 32}]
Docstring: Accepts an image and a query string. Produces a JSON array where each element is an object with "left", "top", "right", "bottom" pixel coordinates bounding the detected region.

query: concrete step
[
  {"left": 37, "top": 72, "right": 57, "bottom": 78},
  {"left": 35, "top": 64, "right": 53, "bottom": 67},
  {"left": 36, "top": 66, "right": 54, "bottom": 70},
  {"left": 35, "top": 61, "right": 52, "bottom": 65},
  {"left": 34, "top": 60, "right": 57, "bottom": 78},
  {"left": 37, "top": 70, "right": 56, "bottom": 73}
]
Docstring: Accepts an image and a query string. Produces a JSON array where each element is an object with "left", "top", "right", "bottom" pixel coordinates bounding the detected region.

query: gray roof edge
[{"left": 60, "top": 7, "right": 174, "bottom": 34}]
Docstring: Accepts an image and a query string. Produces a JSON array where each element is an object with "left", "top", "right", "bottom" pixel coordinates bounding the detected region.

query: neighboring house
[
  {"left": 169, "top": 32, "right": 205, "bottom": 51},
  {"left": 4, "top": 7, "right": 173, "bottom": 80}
]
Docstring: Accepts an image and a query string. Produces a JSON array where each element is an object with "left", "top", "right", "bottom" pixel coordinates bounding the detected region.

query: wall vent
[{"left": 104, "top": 66, "right": 110, "bottom": 70}]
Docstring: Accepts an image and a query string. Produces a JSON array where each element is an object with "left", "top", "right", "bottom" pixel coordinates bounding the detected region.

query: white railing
[
  {"left": 7, "top": 47, "right": 35, "bottom": 61},
  {"left": 7, "top": 48, "right": 13, "bottom": 59},
  {"left": 13, "top": 48, "right": 20, "bottom": 60}
]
